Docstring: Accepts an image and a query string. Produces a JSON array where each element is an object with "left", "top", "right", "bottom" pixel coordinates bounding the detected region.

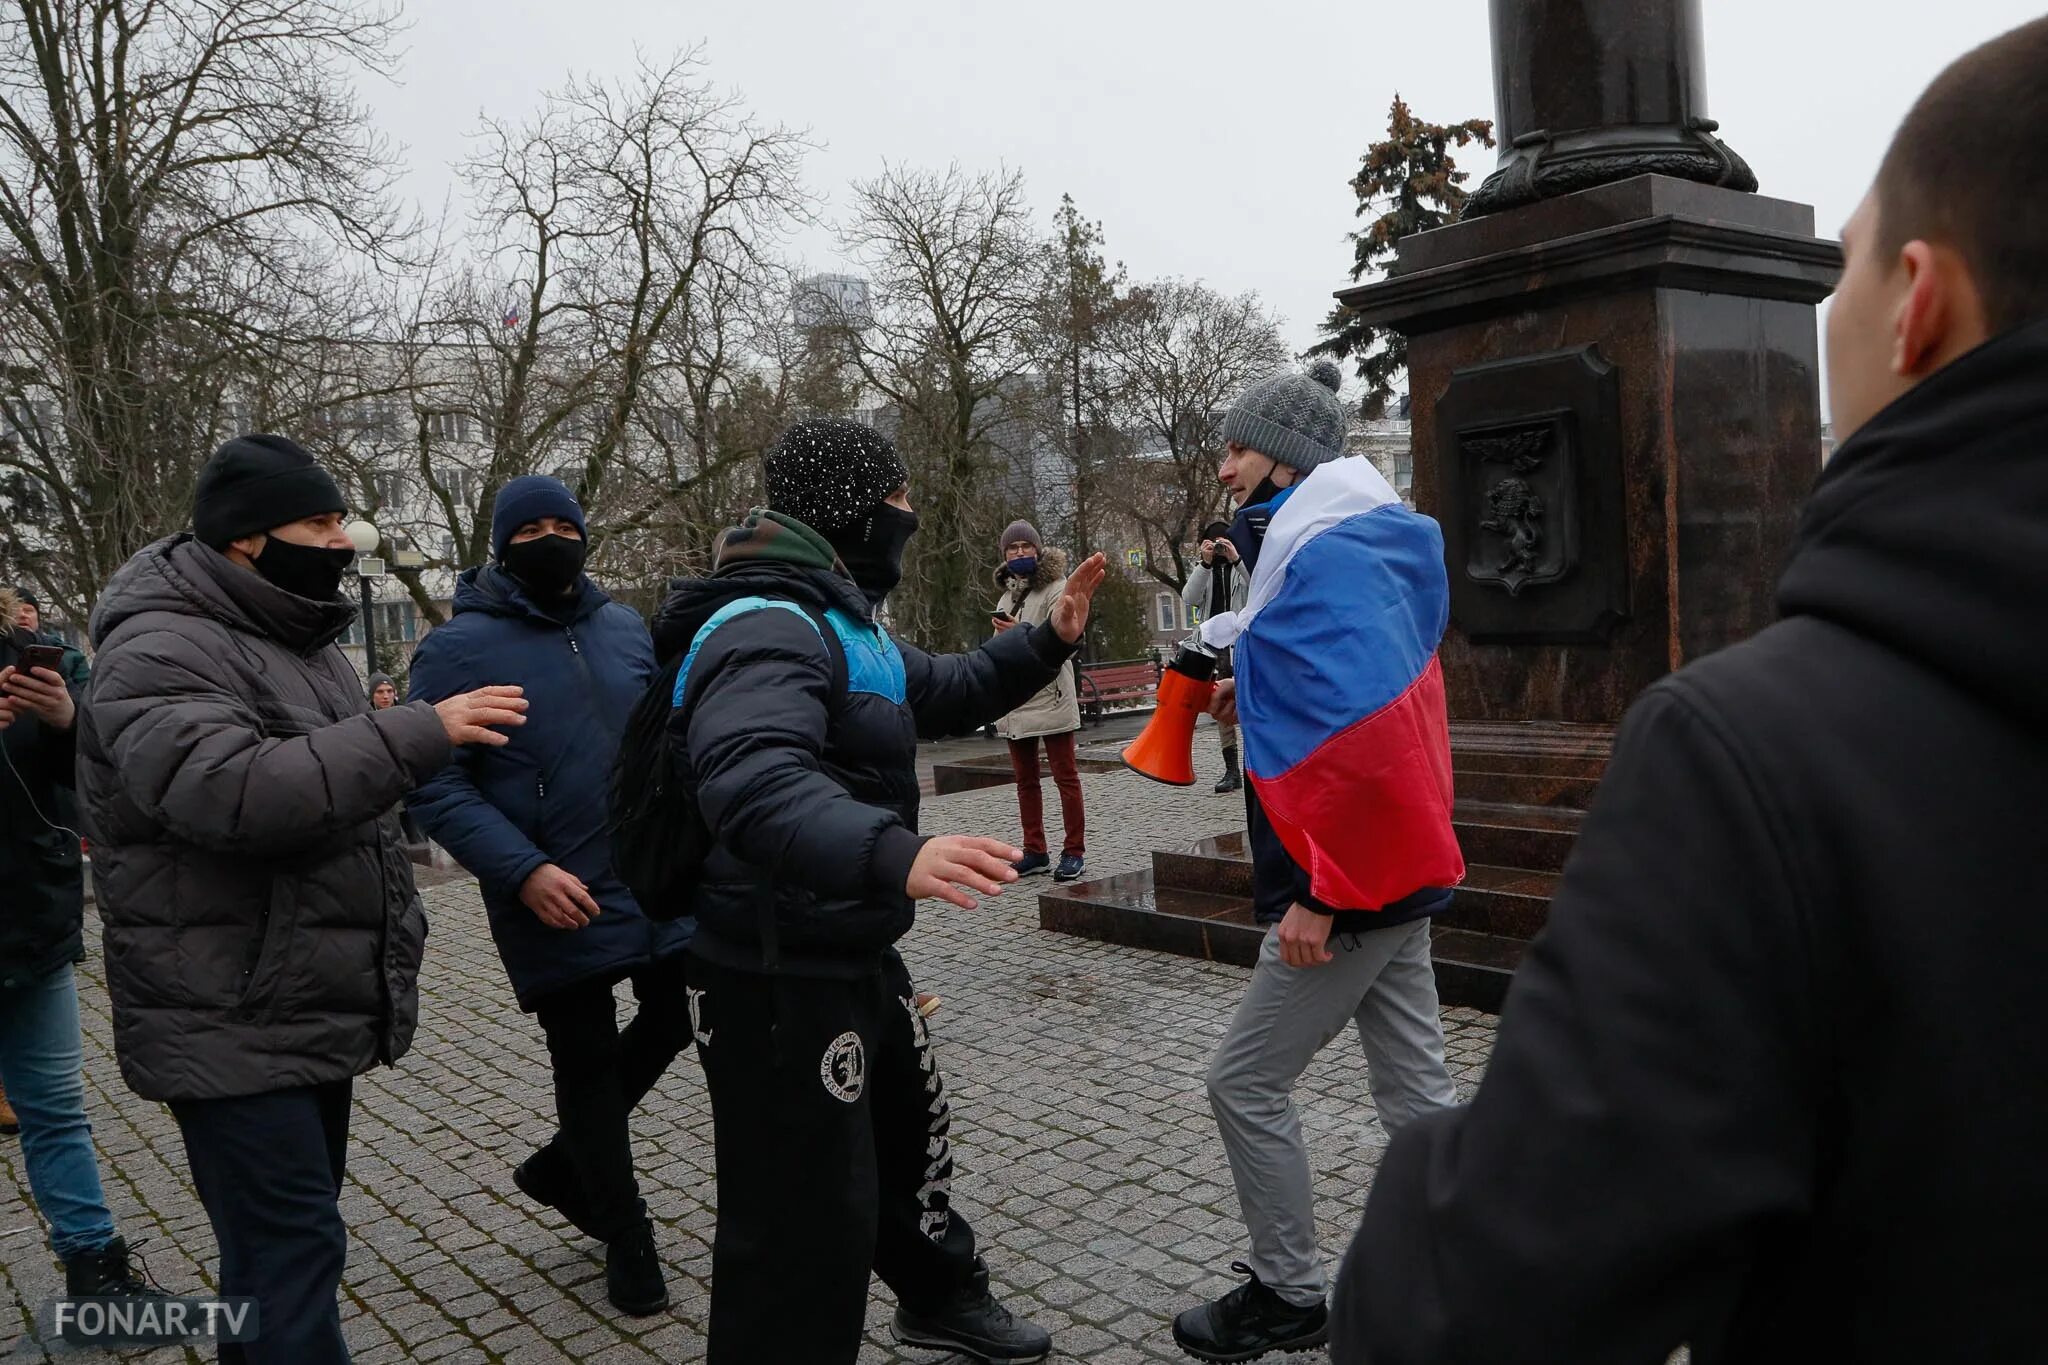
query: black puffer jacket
[
  {"left": 655, "top": 547, "right": 1072, "bottom": 978},
  {"left": 79, "top": 536, "right": 452, "bottom": 1102},
  {"left": 0, "top": 610, "right": 86, "bottom": 988},
  {"left": 1332, "top": 318, "right": 2048, "bottom": 1363}
]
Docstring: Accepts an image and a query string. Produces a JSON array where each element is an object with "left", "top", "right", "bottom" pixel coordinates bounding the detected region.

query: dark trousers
[
  {"left": 1008, "top": 731, "right": 1085, "bottom": 857},
  {"left": 171, "top": 1080, "right": 353, "bottom": 1365},
  {"left": 690, "top": 947, "right": 981, "bottom": 1365},
  {"left": 530, "top": 953, "right": 694, "bottom": 1240}
]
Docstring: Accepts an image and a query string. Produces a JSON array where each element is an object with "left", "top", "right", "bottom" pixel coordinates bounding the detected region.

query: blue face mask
[{"left": 1006, "top": 555, "right": 1038, "bottom": 580}]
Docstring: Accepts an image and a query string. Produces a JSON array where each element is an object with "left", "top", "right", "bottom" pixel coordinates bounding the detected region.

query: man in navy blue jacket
[{"left": 407, "top": 476, "right": 691, "bottom": 1317}]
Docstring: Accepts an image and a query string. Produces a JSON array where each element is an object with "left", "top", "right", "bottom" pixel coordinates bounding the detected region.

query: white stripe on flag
[{"left": 1200, "top": 457, "right": 1404, "bottom": 652}]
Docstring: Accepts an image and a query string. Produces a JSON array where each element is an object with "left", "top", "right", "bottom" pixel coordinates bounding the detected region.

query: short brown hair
[{"left": 1875, "top": 16, "right": 2048, "bottom": 335}]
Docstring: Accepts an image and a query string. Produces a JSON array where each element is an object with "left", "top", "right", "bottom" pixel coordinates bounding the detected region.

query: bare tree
[
  {"left": 837, "top": 163, "right": 1041, "bottom": 649},
  {"left": 0, "top": 0, "right": 414, "bottom": 623},
  {"left": 343, "top": 50, "right": 813, "bottom": 624},
  {"left": 1094, "top": 279, "right": 1289, "bottom": 591}
]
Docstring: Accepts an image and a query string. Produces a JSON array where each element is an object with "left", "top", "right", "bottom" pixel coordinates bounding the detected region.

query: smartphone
[{"left": 19, "top": 644, "right": 65, "bottom": 676}]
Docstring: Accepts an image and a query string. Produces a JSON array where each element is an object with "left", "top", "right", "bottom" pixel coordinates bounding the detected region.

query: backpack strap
[{"left": 666, "top": 594, "right": 851, "bottom": 974}]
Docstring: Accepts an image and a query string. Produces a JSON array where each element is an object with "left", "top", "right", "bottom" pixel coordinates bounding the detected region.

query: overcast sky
[{"left": 369, "top": 0, "right": 2043, "bottom": 380}]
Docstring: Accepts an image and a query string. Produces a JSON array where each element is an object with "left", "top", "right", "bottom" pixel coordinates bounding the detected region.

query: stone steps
[
  {"left": 1041, "top": 837, "right": 1556, "bottom": 1012},
  {"left": 1035, "top": 721, "right": 1609, "bottom": 1013}
]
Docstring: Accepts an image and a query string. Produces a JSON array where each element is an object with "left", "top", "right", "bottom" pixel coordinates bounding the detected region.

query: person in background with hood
[
  {"left": 77, "top": 434, "right": 527, "bottom": 1365},
  {"left": 990, "top": 520, "right": 1086, "bottom": 882},
  {"left": 0, "top": 587, "right": 165, "bottom": 1301},
  {"left": 654, "top": 418, "right": 1106, "bottom": 1365},
  {"left": 367, "top": 672, "right": 398, "bottom": 709},
  {"left": 1180, "top": 520, "right": 1248, "bottom": 795},
  {"left": 405, "top": 475, "right": 689, "bottom": 1318},
  {"left": 1330, "top": 19, "right": 2048, "bottom": 1364}
]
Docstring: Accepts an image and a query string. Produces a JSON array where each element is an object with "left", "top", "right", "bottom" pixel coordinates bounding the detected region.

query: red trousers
[{"left": 1007, "top": 732, "right": 1085, "bottom": 858}]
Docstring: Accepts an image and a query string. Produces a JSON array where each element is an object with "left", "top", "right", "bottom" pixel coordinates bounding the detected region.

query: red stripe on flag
[{"left": 1250, "top": 655, "right": 1464, "bottom": 910}]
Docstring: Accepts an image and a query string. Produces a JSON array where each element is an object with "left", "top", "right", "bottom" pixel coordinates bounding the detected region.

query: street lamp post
[{"left": 345, "top": 520, "right": 383, "bottom": 678}]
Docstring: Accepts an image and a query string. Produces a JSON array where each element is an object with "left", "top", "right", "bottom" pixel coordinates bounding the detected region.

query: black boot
[
  {"left": 514, "top": 1142, "right": 607, "bottom": 1241},
  {"left": 605, "top": 1218, "right": 670, "bottom": 1317},
  {"left": 892, "top": 1258, "right": 1052, "bottom": 1362},
  {"left": 1214, "top": 746, "right": 1242, "bottom": 795},
  {"left": 64, "top": 1237, "right": 164, "bottom": 1298},
  {"left": 1171, "top": 1262, "right": 1327, "bottom": 1362}
]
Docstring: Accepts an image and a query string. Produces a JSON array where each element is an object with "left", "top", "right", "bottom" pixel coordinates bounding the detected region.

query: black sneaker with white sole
[
  {"left": 1011, "top": 851, "right": 1051, "bottom": 878},
  {"left": 1054, "top": 854, "right": 1086, "bottom": 882},
  {"left": 892, "top": 1263, "right": 1052, "bottom": 1362}
]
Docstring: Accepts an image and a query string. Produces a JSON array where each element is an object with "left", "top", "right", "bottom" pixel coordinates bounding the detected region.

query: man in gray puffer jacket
[{"left": 77, "top": 434, "right": 527, "bottom": 1365}]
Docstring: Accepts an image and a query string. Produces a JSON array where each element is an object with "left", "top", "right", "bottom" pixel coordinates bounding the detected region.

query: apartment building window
[
  {"left": 1154, "top": 592, "right": 1179, "bottom": 633},
  {"left": 370, "top": 470, "right": 409, "bottom": 508},
  {"left": 438, "top": 466, "right": 480, "bottom": 506},
  {"left": 342, "top": 601, "right": 417, "bottom": 647},
  {"left": 426, "top": 412, "right": 471, "bottom": 444}
]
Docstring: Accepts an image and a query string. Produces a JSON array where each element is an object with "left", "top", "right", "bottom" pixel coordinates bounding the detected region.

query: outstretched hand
[
  {"left": 1049, "top": 553, "right": 1109, "bottom": 645},
  {"left": 908, "top": 835, "right": 1022, "bottom": 910}
]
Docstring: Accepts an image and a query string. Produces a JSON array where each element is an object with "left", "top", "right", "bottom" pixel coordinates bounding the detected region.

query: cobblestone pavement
[{"left": 2, "top": 749, "right": 1498, "bottom": 1364}]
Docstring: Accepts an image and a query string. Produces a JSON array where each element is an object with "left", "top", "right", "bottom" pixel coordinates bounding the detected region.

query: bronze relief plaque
[{"left": 1435, "top": 346, "right": 1628, "bottom": 643}]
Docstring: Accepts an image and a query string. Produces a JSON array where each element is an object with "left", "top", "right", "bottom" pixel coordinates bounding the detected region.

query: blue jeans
[{"left": 0, "top": 962, "right": 119, "bottom": 1259}]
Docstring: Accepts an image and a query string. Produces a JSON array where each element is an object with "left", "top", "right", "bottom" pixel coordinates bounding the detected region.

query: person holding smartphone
[
  {"left": 12, "top": 592, "right": 90, "bottom": 692},
  {"left": 1181, "top": 522, "right": 1248, "bottom": 794},
  {"left": 0, "top": 588, "right": 167, "bottom": 1302},
  {"left": 990, "top": 521, "right": 1086, "bottom": 882}
]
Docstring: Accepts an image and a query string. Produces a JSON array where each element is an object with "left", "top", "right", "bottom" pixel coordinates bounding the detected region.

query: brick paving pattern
[{"left": 2, "top": 752, "right": 1498, "bottom": 1363}]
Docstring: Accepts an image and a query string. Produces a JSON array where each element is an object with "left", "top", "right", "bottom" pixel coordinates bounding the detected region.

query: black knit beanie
[
  {"left": 192, "top": 434, "right": 346, "bottom": 549},
  {"left": 763, "top": 419, "right": 908, "bottom": 536}
]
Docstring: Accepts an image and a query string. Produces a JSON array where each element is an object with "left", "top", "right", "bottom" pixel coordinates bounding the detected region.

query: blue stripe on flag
[{"left": 1237, "top": 504, "right": 1449, "bottom": 777}]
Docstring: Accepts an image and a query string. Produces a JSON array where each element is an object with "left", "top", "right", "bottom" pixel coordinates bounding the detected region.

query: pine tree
[
  {"left": 1310, "top": 96, "right": 1494, "bottom": 418},
  {"left": 1040, "top": 196, "right": 1128, "bottom": 562}
]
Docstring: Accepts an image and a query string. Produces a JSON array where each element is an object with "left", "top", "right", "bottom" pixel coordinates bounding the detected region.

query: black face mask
[
  {"left": 832, "top": 504, "right": 920, "bottom": 607},
  {"left": 501, "top": 532, "right": 589, "bottom": 600},
  {"left": 1247, "top": 474, "right": 1284, "bottom": 509},
  {"left": 253, "top": 536, "right": 354, "bottom": 601}
]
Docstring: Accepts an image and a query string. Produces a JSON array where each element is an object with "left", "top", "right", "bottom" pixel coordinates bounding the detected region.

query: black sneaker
[
  {"left": 64, "top": 1237, "right": 167, "bottom": 1298},
  {"left": 1171, "top": 1262, "right": 1328, "bottom": 1363},
  {"left": 514, "top": 1143, "right": 606, "bottom": 1241},
  {"left": 1012, "top": 851, "right": 1051, "bottom": 877},
  {"left": 1054, "top": 854, "right": 1086, "bottom": 883},
  {"left": 605, "top": 1219, "right": 670, "bottom": 1317},
  {"left": 892, "top": 1271, "right": 1052, "bottom": 1363}
]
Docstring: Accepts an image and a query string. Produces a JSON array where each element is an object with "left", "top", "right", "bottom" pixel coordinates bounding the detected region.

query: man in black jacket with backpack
[
  {"left": 651, "top": 418, "right": 1105, "bottom": 1365},
  {"left": 1331, "top": 18, "right": 2048, "bottom": 1364}
]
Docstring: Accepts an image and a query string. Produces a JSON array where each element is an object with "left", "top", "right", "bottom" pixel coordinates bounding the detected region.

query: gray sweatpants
[{"left": 1205, "top": 918, "right": 1457, "bottom": 1308}]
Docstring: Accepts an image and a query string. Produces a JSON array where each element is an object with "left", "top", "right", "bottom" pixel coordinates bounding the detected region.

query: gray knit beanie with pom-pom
[{"left": 1221, "top": 358, "right": 1348, "bottom": 473}]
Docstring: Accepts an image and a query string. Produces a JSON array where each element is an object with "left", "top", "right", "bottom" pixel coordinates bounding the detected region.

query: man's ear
[
  {"left": 228, "top": 532, "right": 267, "bottom": 562},
  {"left": 1891, "top": 239, "right": 1990, "bottom": 378}
]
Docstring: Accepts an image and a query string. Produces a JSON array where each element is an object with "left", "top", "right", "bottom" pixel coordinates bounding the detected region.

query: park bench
[{"left": 1077, "top": 658, "right": 1160, "bottom": 725}]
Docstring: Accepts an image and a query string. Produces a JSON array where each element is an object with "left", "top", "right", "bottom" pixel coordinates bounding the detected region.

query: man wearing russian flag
[{"left": 1171, "top": 359, "right": 1465, "bottom": 1363}]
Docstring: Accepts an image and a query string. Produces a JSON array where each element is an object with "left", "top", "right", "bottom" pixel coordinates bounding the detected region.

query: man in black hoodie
[
  {"left": 656, "top": 419, "right": 1104, "bottom": 1364},
  {"left": 1331, "top": 18, "right": 2048, "bottom": 1365}
]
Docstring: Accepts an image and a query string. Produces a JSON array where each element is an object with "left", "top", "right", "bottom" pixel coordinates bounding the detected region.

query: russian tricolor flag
[{"left": 1201, "top": 457, "right": 1465, "bottom": 910}]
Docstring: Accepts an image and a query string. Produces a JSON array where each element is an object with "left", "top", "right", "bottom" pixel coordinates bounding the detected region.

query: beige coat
[{"left": 992, "top": 547, "right": 1080, "bottom": 740}]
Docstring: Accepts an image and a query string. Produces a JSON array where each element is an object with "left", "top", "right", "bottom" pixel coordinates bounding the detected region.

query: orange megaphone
[{"left": 1121, "top": 647, "right": 1220, "bottom": 787}]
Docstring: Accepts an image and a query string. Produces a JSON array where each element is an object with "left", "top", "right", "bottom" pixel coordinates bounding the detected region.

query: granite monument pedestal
[{"left": 1039, "top": 0, "right": 1838, "bottom": 1010}]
